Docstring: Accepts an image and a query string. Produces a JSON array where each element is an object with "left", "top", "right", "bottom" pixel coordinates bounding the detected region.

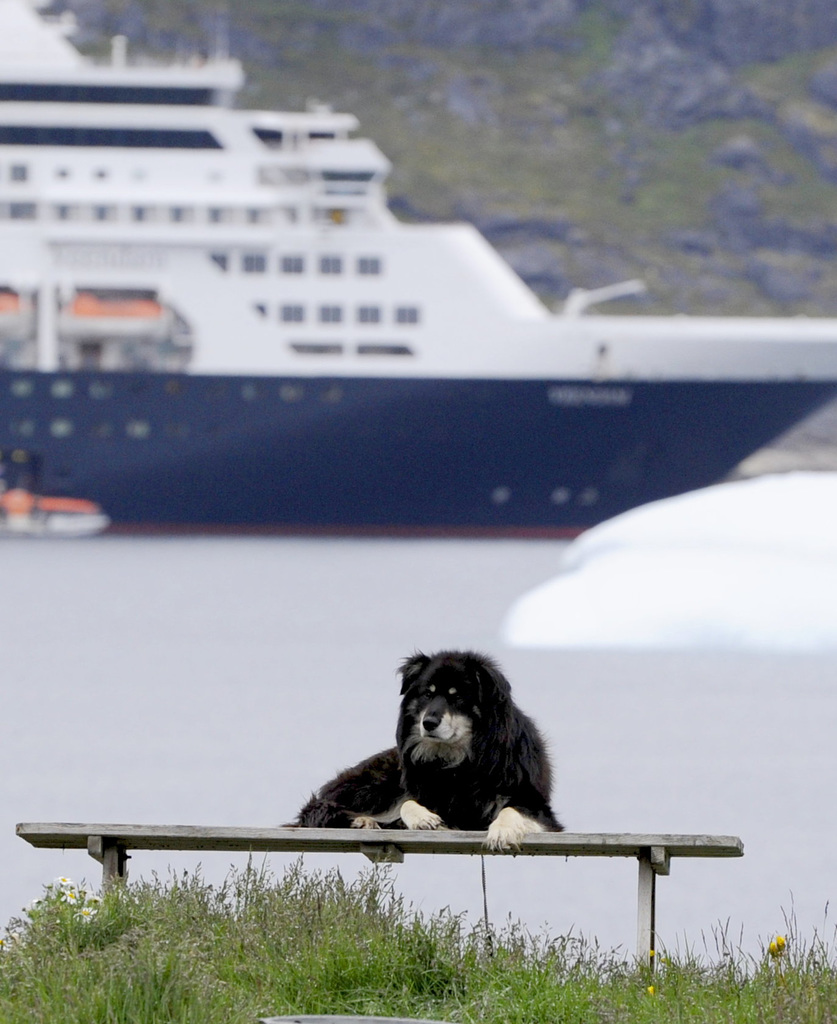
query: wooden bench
[{"left": 15, "top": 823, "right": 743, "bottom": 964}]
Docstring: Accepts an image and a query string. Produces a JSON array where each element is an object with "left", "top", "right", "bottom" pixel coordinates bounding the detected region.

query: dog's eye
[
  {"left": 428, "top": 684, "right": 436, "bottom": 693},
  {"left": 448, "top": 687, "right": 457, "bottom": 695}
]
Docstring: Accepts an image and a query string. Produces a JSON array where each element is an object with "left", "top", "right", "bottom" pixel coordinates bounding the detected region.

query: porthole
[
  {"left": 491, "top": 486, "right": 511, "bottom": 505},
  {"left": 550, "top": 487, "right": 571, "bottom": 505},
  {"left": 89, "top": 381, "right": 113, "bottom": 400},
  {"left": 50, "top": 418, "right": 73, "bottom": 438},
  {"left": 320, "top": 385, "right": 343, "bottom": 403},
  {"left": 126, "top": 419, "right": 151, "bottom": 439},
  {"left": 51, "top": 379, "right": 74, "bottom": 398},
  {"left": 90, "top": 422, "right": 113, "bottom": 439},
  {"left": 10, "top": 378, "right": 33, "bottom": 398},
  {"left": 10, "top": 420, "right": 35, "bottom": 437},
  {"left": 577, "top": 487, "right": 599, "bottom": 506},
  {"left": 279, "top": 383, "right": 303, "bottom": 402},
  {"left": 241, "top": 383, "right": 259, "bottom": 401}
]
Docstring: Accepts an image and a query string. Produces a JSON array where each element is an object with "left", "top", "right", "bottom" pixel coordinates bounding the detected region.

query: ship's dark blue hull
[{"left": 1, "top": 371, "right": 834, "bottom": 533}]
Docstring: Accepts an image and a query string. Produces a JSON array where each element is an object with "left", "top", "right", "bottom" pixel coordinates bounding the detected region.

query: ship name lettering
[{"left": 547, "top": 385, "right": 633, "bottom": 407}]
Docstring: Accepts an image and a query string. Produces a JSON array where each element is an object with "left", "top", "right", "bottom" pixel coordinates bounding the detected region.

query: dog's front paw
[
  {"left": 400, "top": 798, "right": 444, "bottom": 831},
  {"left": 351, "top": 815, "right": 381, "bottom": 830},
  {"left": 485, "top": 807, "right": 543, "bottom": 852}
]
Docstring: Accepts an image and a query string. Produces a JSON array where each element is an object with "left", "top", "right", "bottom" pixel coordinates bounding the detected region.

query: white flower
[
  {"left": 61, "top": 890, "right": 79, "bottom": 904},
  {"left": 24, "top": 897, "right": 43, "bottom": 915},
  {"left": 53, "top": 877, "right": 74, "bottom": 889},
  {"left": 76, "top": 906, "right": 97, "bottom": 921}
]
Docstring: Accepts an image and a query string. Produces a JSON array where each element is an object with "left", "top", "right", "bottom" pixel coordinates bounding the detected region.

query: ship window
[
  {"left": 319, "top": 305, "right": 342, "bottom": 323},
  {"left": 93, "top": 205, "right": 115, "bottom": 221},
  {"left": 89, "top": 381, "right": 113, "bottom": 399},
  {"left": 279, "top": 383, "right": 304, "bottom": 401},
  {"left": 253, "top": 127, "right": 283, "bottom": 149},
  {"left": 309, "top": 132, "right": 335, "bottom": 140},
  {"left": 10, "top": 378, "right": 33, "bottom": 397},
  {"left": 10, "top": 164, "right": 28, "bottom": 182},
  {"left": 50, "top": 379, "right": 74, "bottom": 398},
  {"left": 247, "top": 208, "right": 270, "bottom": 224},
  {"left": 395, "top": 306, "right": 420, "bottom": 324},
  {"left": 319, "top": 255, "right": 342, "bottom": 274},
  {"left": 132, "top": 206, "right": 148, "bottom": 222},
  {"left": 0, "top": 126, "right": 223, "bottom": 149},
  {"left": 357, "top": 344, "right": 414, "bottom": 356},
  {"left": 55, "top": 168, "right": 70, "bottom": 178},
  {"left": 126, "top": 419, "right": 151, "bottom": 439},
  {"left": 0, "top": 83, "right": 214, "bottom": 105},
  {"left": 280, "top": 304, "right": 305, "bottom": 322},
  {"left": 94, "top": 168, "right": 108, "bottom": 179},
  {"left": 166, "top": 423, "right": 190, "bottom": 438},
  {"left": 290, "top": 342, "right": 343, "bottom": 355},
  {"left": 322, "top": 171, "right": 375, "bottom": 182},
  {"left": 55, "top": 204, "right": 75, "bottom": 220},
  {"left": 208, "top": 207, "right": 224, "bottom": 223},
  {"left": 281, "top": 255, "right": 304, "bottom": 274},
  {"left": 210, "top": 252, "right": 229, "bottom": 272},
  {"left": 242, "top": 253, "right": 267, "bottom": 273},
  {"left": 357, "top": 306, "right": 381, "bottom": 324},
  {"left": 50, "top": 418, "right": 74, "bottom": 438},
  {"left": 9, "top": 202, "right": 36, "bottom": 220},
  {"left": 90, "top": 422, "right": 113, "bottom": 439},
  {"left": 170, "top": 206, "right": 193, "bottom": 223},
  {"left": 241, "top": 383, "right": 259, "bottom": 401},
  {"left": 357, "top": 256, "right": 382, "bottom": 275}
]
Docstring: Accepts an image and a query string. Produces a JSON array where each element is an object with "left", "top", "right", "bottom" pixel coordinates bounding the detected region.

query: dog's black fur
[{"left": 295, "top": 650, "right": 562, "bottom": 849}]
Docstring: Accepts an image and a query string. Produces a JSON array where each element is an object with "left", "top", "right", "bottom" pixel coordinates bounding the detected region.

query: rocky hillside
[{"left": 62, "top": 0, "right": 837, "bottom": 320}]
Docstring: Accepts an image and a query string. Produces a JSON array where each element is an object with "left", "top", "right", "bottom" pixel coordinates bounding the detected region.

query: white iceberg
[{"left": 503, "top": 472, "right": 837, "bottom": 651}]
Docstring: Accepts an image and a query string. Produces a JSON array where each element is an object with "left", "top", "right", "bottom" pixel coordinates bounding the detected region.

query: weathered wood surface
[{"left": 16, "top": 823, "right": 744, "bottom": 859}]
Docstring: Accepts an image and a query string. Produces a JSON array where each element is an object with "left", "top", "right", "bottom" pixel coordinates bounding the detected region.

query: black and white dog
[{"left": 295, "top": 650, "right": 563, "bottom": 850}]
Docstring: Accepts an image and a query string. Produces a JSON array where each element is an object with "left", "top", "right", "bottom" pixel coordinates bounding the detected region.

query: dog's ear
[
  {"left": 469, "top": 653, "right": 511, "bottom": 704},
  {"left": 399, "top": 652, "right": 430, "bottom": 694}
]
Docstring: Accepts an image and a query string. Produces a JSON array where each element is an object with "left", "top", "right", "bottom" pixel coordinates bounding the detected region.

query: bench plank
[{"left": 16, "top": 823, "right": 744, "bottom": 859}]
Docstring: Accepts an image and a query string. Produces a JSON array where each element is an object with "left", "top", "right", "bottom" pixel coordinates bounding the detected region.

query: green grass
[{"left": 1, "top": 863, "right": 836, "bottom": 1024}]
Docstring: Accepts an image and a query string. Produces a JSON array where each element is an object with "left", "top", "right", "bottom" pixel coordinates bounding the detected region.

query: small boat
[{"left": 0, "top": 487, "right": 110, "bottom": 536}]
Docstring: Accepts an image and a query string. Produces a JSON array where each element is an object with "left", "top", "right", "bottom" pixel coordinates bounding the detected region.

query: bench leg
[
  {"left": 636, "top": 851, "right": 656, "bottom": 968},
  {"left": 87, "top": 836, "right": 129, "bottom": 889}
]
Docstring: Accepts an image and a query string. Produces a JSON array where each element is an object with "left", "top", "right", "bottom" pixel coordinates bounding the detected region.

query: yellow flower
[
  {"left": 769, "top": 935, "right": 787, "bottom": 958},
  {"left": 647, "top": 985, "right": 656, "bottom": 996}
]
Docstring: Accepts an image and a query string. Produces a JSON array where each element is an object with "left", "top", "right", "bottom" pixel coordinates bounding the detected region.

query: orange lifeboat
[
  {"left": 0, "top": 488, "right": 110, "bottom": 537},
  {"left": 69, "top": 292, "right": 164, "bottom": 319}
]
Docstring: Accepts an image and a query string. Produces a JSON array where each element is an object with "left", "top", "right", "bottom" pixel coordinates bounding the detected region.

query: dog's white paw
[
  {"left": 485, "top": 807, "right": 543, "bottom": 852},
  {"left": 351, "top": 815, "right": 381, "bottom": 830},
  {"left": 400, "top": 799, "right": 444, "bottom": 831}
]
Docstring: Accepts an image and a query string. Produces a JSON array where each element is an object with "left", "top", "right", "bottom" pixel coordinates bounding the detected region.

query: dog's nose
[{"left": 422, "top": 714, "right": 442, "bottom": 733}]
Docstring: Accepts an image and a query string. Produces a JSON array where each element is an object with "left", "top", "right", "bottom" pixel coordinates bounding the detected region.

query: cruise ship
[{"left": 2, "top": 0, "right": 837, "bottom": 535}]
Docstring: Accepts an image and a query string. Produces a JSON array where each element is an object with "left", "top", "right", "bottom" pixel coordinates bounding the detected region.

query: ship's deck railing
[{"left": 15, "top": 823, "right": 743, "bottom": 965}]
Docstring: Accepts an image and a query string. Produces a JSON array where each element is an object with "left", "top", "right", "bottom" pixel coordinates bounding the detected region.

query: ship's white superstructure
[{"left": 3, "top": 0, "right": 837, "bottom": 386}]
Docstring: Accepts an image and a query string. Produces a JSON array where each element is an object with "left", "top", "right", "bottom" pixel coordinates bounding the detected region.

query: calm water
[{"left": 2, "top": 536, "right": 835, "bottom": 955}]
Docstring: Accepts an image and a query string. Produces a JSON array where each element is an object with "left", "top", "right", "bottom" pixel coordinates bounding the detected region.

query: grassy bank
[{"left": 1, "top": 863, "right": 834, "bottom": 1024}]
